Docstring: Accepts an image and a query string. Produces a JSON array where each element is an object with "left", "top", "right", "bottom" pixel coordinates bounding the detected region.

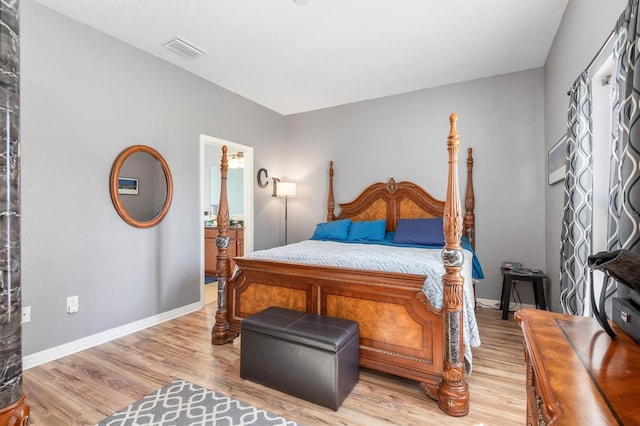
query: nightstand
[{"left": 500, "top": 268, "right": 547, "bottom": 320}]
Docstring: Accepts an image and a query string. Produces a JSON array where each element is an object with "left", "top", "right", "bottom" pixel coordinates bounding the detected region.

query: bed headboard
[{"left": 326, "top": 148, "right": 476, "bottom": 249}]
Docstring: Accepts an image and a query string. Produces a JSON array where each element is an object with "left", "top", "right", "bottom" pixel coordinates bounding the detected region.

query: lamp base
[{"left": 284, "top": 196, "right": 289, "bottom": 245}]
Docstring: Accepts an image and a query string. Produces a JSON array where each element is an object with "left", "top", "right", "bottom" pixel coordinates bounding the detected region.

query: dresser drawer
[{"left": 524, "top": 352, "right": 551, "bottom": 425}]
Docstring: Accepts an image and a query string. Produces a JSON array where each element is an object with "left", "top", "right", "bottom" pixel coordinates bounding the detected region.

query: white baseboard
[{"left": 23, "top": 301, "right": 203, "bottom": 370}]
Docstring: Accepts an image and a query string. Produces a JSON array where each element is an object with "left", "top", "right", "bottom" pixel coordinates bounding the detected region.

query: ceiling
[{"left": 33, "top": 0, "right": 569, "bottom": 116}]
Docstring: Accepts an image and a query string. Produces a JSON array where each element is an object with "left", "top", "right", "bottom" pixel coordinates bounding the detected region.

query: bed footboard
[{"left": 229, "top": 258, "right": 445, "bottom": 387}]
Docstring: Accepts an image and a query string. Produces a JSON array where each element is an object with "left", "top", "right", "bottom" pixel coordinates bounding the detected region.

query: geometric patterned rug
[{"left": 96, "top": 379, "right": 300, "bottom": 426}]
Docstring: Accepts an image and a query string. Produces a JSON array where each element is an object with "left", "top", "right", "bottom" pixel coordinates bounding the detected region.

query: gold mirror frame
[{"left": 109, "top": 145, "right": 173, "bottom": 228}]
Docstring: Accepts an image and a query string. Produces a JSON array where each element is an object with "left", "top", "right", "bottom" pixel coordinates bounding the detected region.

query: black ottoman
[{"left": 240, "top": 306, "right": 359, "bottom": 410}]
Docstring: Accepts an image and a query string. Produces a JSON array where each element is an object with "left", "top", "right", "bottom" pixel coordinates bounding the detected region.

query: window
[{"left": 589, "top": 52, "right": 614, "bottom": 315}]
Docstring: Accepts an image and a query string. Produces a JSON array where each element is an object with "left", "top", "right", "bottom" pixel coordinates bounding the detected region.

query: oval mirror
[{"left": 109, "top": 145, "right": 173, "bottom": 228}]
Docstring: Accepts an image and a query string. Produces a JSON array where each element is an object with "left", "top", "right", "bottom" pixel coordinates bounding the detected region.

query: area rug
[
  {"left": 97, "top": 379, "right": 300, "bottom": 426},
  {"left": 205, "top": 276, "right": 217, "bottom": 284}
]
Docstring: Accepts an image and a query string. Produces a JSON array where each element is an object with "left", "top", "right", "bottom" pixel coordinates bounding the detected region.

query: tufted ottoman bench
[{"left": 240, "top": 306, "right": 359, "bottom": 410}]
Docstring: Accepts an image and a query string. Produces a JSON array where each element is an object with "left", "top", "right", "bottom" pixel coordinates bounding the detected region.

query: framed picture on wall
[
  {"left": 118, "top": 177, "right": 139, "bottom": 195},
  {"left": 548, "top": 134, "right": 568, "bottom": 185}
]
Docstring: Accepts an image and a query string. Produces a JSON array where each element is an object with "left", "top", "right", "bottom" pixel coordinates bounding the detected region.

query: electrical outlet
[
  {"left": 67, "top": 295, "right": 79, "bottom": 314},
  {"left": 22, "top": 306, "right": 31, "bottom": 323}
]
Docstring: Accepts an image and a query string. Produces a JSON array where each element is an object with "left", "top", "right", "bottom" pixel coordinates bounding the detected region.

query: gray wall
[
  {"left": 20, "top": 0, "right": 285, "bottom": 355},
  {"left": 22, "top": 0, "right": 622, "bottom": 359},
  {"left": 543, "top": 0, "right": 626, "bottom": 313},
  {"left": 284, "top": 69, "right": 546, "bottom": 303}
]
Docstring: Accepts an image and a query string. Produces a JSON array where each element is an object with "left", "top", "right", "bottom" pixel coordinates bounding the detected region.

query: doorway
[{"left": 200, "top": 135, "right": 254, "bottom": 304}]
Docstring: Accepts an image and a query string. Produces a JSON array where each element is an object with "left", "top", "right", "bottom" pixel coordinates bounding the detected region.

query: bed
[{"left": 211, "top": 113, "right": 479, "bottom": 417}]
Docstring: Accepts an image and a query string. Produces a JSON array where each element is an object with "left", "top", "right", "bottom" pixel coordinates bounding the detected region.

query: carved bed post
[
  {"left": 212, "top": 146, "right": 238, "bottom": 345},
  {"left": 327, "top": 161, "right": 335, "bottom": 222},
  {"left": 464, "top": 148, "right": 477, "bottom": 308},
  {"left": 438, "top": 113, "right": 469, "bottom": 416},
  {"left": 464, "top": 148, "right": 475, "bottom": 251}
]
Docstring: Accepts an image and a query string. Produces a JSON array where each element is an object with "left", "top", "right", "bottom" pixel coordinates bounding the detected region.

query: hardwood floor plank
[{"left": 22, "top": 295, "right": 527, "bottom": 425}]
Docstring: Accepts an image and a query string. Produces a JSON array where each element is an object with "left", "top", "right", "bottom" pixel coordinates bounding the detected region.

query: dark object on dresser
[
  {"left": 240, "top": 307, "right": 359, "bottom": 410},
  {"left": 588, "top": 249, "right": 640, "bottom": 340},
  {"left": 612, "top": 297, "right": 640, "bottom": 345},
  {"left": 588, "top": 249, "right": 640, "bottom": 291}
]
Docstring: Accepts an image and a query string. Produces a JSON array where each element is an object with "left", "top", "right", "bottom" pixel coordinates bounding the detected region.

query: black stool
[{"left": 500, "top": 268, "right": 547, "bottom": 320}]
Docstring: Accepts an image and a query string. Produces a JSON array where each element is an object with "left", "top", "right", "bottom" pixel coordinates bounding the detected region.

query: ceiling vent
[{"left": 163, "top": 36, "right": 205, "bottom": 59}]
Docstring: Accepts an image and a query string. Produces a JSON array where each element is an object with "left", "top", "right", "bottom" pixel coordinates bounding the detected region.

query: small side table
[{"left": 500, "top": 268, "right": 547, "bottom": 320}]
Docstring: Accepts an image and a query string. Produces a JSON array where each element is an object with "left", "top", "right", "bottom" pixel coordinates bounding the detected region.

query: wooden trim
[
  {"left": 109, "top": 145, "right": 174, "bottom": 228},
  {"left": 0, "top": 395, "right": 30, "bottom": 426},
  {"left": 464, "top": 148, "right": 475, "bottom": 250},
  {"left": 333, "top": 178, "right": 445, "bottom": 231},
  {"left": 327, "top": 161, "right": 335, "bottom": 222}
]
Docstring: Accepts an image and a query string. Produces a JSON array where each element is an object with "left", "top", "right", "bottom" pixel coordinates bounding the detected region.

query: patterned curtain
[
  {"left": 603, "top": 0, "right": 640, "bottom": 312},
  {"left": 560, "top": 71, "right": 593, "bottom": 316}
]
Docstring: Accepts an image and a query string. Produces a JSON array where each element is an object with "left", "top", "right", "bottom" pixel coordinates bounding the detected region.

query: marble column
[{"left": 0, "top": 0, "right": 30, "bottom": 424}]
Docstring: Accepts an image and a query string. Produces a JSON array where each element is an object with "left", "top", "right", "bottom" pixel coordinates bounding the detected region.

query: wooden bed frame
[{"left": 211, "top": 113, "right": 476, "bottom": 417}]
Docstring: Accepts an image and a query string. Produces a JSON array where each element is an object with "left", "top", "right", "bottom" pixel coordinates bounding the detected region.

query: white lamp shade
[{"left": 277, "top": 182, "right": 296, "bottom": 197}]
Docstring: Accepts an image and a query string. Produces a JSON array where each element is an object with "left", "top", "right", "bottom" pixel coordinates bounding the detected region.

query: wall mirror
[{"left": 110, "top": 145, "right": 173, "bottom": 228}]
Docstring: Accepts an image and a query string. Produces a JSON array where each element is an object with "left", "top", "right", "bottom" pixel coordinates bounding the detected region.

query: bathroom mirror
[{"left": 110, "top": 145, "right": 173, "bottom": 228}]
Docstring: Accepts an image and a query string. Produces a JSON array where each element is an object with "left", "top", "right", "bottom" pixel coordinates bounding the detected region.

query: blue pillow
[
  {"left": 392, "top": 217, "right": 445, "bottom": 245},
  {"left": 310, "top": 219, "right": 352, "bottom": 241},
  {"left": 347, "top": 219, "right": 386, "bottom": 241}
]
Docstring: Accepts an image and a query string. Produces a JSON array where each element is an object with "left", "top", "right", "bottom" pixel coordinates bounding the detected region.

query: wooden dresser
[
  {"left": 515, "top": 309, "right": 640, "bottom": 425},
  {"left": 204, "top": 226, "right": 244, "bottom": 276}
]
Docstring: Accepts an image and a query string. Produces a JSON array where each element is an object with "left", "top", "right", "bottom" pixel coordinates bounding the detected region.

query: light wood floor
[{"left": 22, "top": 285, "right": 527, "bottom": 425}]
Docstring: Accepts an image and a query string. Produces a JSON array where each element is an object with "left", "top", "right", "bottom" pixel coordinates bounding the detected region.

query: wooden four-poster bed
[{"left": 210, "top": 113, "right": 478, "bottom": 417}]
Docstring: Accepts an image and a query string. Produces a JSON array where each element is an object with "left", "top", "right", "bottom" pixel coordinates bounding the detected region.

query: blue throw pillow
[
  {"left": 347, "top": 219, "right": 386, "bottom": 241},
  {"left": 310, "top": 219, "right": 352, "bottom": 241},
  {"left": 392, "top": 217, "right": 445, "bottom": 245}
]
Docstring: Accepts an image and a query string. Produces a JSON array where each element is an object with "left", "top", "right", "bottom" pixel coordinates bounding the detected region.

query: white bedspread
[{"left": 242, "top": 240, "right": 480, "bottom": 370}]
